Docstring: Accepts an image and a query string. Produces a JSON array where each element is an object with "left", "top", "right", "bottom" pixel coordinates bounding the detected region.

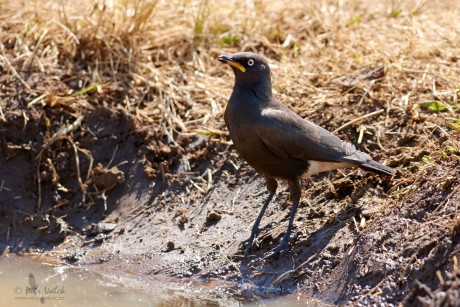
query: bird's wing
[{"left": 255, "top": 107, "right": 371, "bottom": 163}]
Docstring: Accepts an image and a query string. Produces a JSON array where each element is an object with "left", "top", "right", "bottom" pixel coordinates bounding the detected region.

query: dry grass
[
  {"left": 0, "top": 0, "right": 459, "bottom": 202},
  {"left": 1, "top": 1, "right": 458, "bottom": 116}
]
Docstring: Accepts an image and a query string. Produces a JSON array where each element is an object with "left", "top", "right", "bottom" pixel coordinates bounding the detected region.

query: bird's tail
[{"left": 359, "top": 160, "right": 395, "bottom": 176}]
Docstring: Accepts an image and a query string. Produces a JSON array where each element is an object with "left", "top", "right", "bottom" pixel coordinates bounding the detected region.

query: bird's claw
[
  {"left": 243, "top": 229, "right": 259, "bottom": 257},
  {"left": 263, "top": 236, "right": 290, "bottom": 260}
]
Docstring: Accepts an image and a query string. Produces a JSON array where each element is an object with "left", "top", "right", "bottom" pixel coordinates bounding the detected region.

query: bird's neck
[{"left": 235, "top": 77, "right": 272, "bottom": 102}]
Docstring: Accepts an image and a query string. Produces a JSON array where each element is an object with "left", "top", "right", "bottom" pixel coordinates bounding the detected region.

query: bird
[{"left": 218, "top": 52, "right": 395, "bottom": 258}]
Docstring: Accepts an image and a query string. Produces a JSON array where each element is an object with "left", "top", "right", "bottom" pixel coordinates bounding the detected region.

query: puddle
[
  {"left": 0, "top": 254, "right": 330, "bottom": 306},
  {"left": 0, "top": 254, "right": 224, "bottom": 306}
]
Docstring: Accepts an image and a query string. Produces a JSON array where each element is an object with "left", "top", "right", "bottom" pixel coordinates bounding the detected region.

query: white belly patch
[{"left": 302, "top": 160, "right": 355, "bottom": 178}]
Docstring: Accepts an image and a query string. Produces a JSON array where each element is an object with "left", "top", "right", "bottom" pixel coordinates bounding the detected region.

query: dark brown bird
[{"left": 218, "top": 52, "right": 394, "bottom": 257}]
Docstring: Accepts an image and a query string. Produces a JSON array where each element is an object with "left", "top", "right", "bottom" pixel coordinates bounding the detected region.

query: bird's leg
[
  {"left": 244, "top": 192, "right": 273, "bottom": 257},
  {"left": 266, "top": 179, "right": 301, "bottom": 258},
  {"left": 244, "top": 177, "right": 277, "bottom": 257}
]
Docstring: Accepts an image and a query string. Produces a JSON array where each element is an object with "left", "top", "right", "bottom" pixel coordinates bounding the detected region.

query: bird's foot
[
  {"left": 243, "top": 227, "right": 262, "bottom": 257},
  {"left": 263, "top": 235, "right": 290, "bottom": 260}
]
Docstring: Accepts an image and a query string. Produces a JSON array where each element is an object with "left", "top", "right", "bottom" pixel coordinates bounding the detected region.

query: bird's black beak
[{"left": 218, "top": 55, "right": 246, "bottom": 73}]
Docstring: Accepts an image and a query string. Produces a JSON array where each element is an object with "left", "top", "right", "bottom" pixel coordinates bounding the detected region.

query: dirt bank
[{"left": 2, "top": 100, "right": 459, "bottom": 305}]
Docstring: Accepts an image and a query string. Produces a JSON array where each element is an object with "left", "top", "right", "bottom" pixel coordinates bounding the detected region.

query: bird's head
[{"left": 218, "top": 52, "right": 271, "bottom": 87}]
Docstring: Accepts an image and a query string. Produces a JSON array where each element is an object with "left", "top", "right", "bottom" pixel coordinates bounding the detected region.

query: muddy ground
[
  {"left": 2, "top": 90, "right": 460, "bottom": 306},
  {"left": 1, "top": 1, "right": 460, "bottom": 305}
]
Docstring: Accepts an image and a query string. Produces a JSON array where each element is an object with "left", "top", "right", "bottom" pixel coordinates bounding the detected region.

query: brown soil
[{"left": 1, "top": 0, "right": 460, "bottom": 306}]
